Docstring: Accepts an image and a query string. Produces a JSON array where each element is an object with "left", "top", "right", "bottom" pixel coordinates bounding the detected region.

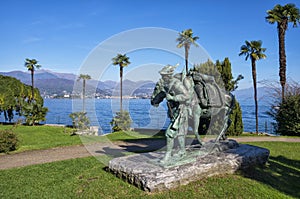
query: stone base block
[{"left": 108, "top": 141, "right": 269, "bottom": 192}]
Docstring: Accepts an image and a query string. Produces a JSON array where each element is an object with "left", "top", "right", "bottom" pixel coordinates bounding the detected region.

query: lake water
[
  {"left": 1, "top": 98, "right": 275, "bottom": 134},
  {"left": 44, "top": 98, "right": 170, "bottom": 134},
  {"left": 43, "top": 98, "right": 274, "bottom": 134}
]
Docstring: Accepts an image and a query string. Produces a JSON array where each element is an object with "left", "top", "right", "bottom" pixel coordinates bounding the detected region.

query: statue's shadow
[{"left": 94, "top": 138, "right": 166, "bottom": 159}]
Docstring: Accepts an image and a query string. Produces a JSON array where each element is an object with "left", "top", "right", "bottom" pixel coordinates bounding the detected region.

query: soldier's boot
[
  {"left": 160, "top": 137, "right": 174, "bottom": 164},
  {"left": 177, "top": 136, "right": 186, "bottom": 157}
]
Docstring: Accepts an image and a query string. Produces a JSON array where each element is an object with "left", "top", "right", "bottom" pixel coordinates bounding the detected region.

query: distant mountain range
[
  {"left": 0, "top": 70, "right": 155, "bottom": 97},
  {"left": 233, "top": 86, "right": 273, "bottom": 104},
  {"left": 0, "top": 69, "right": 273, "bottom": 101}
]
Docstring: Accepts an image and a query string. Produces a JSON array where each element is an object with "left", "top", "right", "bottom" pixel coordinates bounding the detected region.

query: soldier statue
[{"left": 157, "top": 64, "right": 195, "bottom": 163}]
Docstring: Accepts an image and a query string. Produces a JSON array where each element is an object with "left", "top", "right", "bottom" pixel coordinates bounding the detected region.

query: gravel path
[{"left": 0, "top": 137, "right": 299, "bottom": 170}]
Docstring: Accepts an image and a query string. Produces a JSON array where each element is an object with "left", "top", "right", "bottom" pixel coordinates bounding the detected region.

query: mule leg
[
  {"left": 216, "top": 122, "right": 228, "bottom": 142},
  {"left": 215, "top": 109, "right": 231, "bottom": 142},
  {"left": 193, "top": 105, "right": 203, "bottom": 146}
]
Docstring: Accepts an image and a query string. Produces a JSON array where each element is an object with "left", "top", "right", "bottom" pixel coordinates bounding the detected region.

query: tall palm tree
[
  {"left": 239, "top": 40, "right": 267, "bottom": 134},
  {"left": 266, "top": 3, "right": 300, "bottom": 101},
  {"left": 112, "top": 54, "right": 130, "bottom": 111},
  {"left": 176, "top": 29, "right": 199, "bottom": 73},
  {"left": 24, "top": 58, "right": 41, "bottom": 101},
  {"left": 77, "top": 74, "right": 91, "bottom": 112}
]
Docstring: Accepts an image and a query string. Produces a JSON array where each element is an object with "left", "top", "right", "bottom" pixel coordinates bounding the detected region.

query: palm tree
[
  {"left": 239, "top": 40, "right": 267, "bottom": 134},
  {"left": 266, "top": 3, "right": 300, "bottom": 101},
  {"left": 24, "top": 58, "right": 41, "bottom": 101},
  {"left": 77, "top": 74, "right": 91, "bottom": 112},
  {"left": 112, "top": 54, "right": 130, "bottom": 111},
  {"left": 176, "top": 29, "right": 199, "bottom": 73}
]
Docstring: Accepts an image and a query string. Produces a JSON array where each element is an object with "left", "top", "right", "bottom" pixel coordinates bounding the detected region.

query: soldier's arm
[
  {"left": 183, "top": 77, "right": 194, "bottom": 97},
  {"left": 170, "top": 83, "right": 190, "bottom": 102}
]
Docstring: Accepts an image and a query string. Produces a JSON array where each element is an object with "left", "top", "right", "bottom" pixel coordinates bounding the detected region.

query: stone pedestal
[{"left": 108, "top": 140, "right": 269, "bottom": 192}]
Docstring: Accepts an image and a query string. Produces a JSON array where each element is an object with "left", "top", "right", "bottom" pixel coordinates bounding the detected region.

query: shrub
[
  {"left": 227, "top": 101, "right": 244, "bottom": 136},
  {"left": 0, "top": 129, "right": 18, "bottom": 153},
  {"left": 69, "top": 112, "right": 90, "bottom": 130},
  {"left": 270, "top": 94, "right": 300, "bottom": 136},
  {"left": 268, "top": 81, "right": 300, "bottom": 136},
  {"left": 22, "top": 101, "right": 48, "bottom": 126},
  {"left": 110, "top": 111, "right": 132, "bottom": 132}
]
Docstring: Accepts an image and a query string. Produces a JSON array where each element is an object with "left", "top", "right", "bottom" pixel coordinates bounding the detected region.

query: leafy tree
[
  {"left": 239, "top": 40, "right": 266, "bottom": 134},
  {"left": 77, "top": 74, "right": 91, "bottom": 112},
  {"left": 176, "top": 29, "right": 199, "bottom": 73},
  {"left": 194, "top": 59, "right": 223, "bottom": 87},
  {"left": 110, "top": 111, "right": 132, "bottom": 132},
  {"left": 216, "top": 58, "right": 244, "bottom": 135},
  {"left": 24, "top": 58, "right": 41, "bottom": 101},
  {"left": 0, "top": 75, "right": 26, "bottom": 122},
  {"left": 0, "top": 75, "right": 47, "bottom": 125},
  {"left": 194, "top": 58, "right": 244, "bottom": 135},
  {"left": 216, "top": 57, "right": 244, "bottom": 92},
  {"left": 112, "top": 54, "right": 130, "bottom": 111},
  {"left": 266, "top": 3, "right": 300, "bottom": 101}
]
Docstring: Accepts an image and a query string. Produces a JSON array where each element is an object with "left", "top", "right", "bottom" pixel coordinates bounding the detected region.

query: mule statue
[{"left": 151, "top": 64, "right": 235, "bottom": 163}]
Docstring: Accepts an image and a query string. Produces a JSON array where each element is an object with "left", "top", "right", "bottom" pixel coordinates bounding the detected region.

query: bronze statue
[{"left": 151, "top": 64, "right": 235, "bottom": 165}]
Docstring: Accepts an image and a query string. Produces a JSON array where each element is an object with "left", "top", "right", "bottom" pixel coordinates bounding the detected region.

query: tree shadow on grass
[{"left": 241, "top": 155, "right": 300, "bottom": 198}]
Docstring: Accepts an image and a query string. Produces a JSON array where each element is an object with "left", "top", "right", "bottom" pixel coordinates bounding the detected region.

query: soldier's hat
[{"left": 159, "top": 64, "right": 179, "bottom": 75}]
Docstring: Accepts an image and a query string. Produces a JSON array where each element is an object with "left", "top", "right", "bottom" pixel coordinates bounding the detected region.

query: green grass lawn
[
  {"left": 0, "top": 125, "right": 83, "bottom": 152},
  {"left": 1, "top": 124, "right": 298, "bottom": 154},
  {"left": 0, "top": 125, "right": 166, "bottom": 154},
  {"left": 0, "top": 142, "right": 299, "bottom": 198},
  {"left": 240, "top": 142, "right": 300, "bottom": 198}
]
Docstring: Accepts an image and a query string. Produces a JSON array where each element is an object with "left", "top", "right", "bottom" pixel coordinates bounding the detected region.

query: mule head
[{"left": 151, "top": 82, "right": 166, "bottom": 107}]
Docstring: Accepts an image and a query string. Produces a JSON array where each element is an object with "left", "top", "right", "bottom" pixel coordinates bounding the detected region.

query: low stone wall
[
  {"left": 75, "top": 126, "right": 99, "bottom": 136},
  {"left": 45, "top": 124, "right": 99, "bottom": 136}
]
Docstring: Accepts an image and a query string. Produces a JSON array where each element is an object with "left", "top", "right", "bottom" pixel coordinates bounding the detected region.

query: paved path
[
  {"left": 0, "top": 139, "right": 166, "bottom": 170},
  {"left": 230, "top": 136, "right": 300, "bottom": 143},
  {"left": 0, "top": 137, "right": 299, "bottom": 170},
  {"left": 0, "top": 145, "right": 91, "bottom": 170}
]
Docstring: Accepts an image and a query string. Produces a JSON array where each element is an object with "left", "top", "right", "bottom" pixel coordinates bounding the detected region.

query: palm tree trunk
[
  {"left": 31, "top": 70, "right": 34, "bottom": 101},
  {"left": 185, "top": 45, "right": 189, "bottom": 74},
  {"left": 120, "top": 66, "right": 123, "bottom": 111},
  {"left": 83, "top": 79, "right": 86, "bottom": 112},
  {"left": 278, "top": 20, "right": 287, "bottom": 101},
  {"left": 251, "top": 58, "right": 259, "bottom": 134}
]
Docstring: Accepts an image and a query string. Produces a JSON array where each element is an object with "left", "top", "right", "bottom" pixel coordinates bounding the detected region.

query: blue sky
[{"left": 0, "top": 0, "right": 299, "bottom": 89}]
